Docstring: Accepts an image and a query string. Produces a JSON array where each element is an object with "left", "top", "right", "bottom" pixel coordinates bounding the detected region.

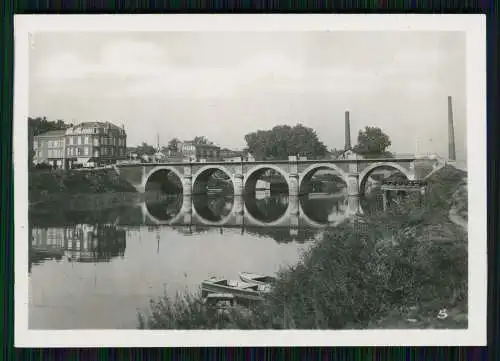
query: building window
[
  {"left": 93, "top": 137, "right": 99, "bottom": 146},
  {"left": 84, "top": 147, "right": 89, "bottom": 156},
  {"left": 93, "top": 149, "right": 99, "bottom": 157},
  {"left": 84, "top": 136, "right": 89, "bottom": 145},
  {"left": 33, "top": 142, "right": 38, "bottom": 150}
]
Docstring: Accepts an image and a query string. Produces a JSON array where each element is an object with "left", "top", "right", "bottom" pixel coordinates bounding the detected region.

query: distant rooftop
[
  {"left": 69, "top": 121, "right": 124, "bottom": 131},
  {"left": 182, "top": 141, "right": 219, "bottom": 147}
]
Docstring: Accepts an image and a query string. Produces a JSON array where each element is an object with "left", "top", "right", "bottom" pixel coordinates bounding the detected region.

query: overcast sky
[{"left": 29, "top": 31, "right": 466, "bottom": 161}]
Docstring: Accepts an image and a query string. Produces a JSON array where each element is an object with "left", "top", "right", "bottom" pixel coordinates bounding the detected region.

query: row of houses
[
  {"left": 32, "top": 121, "right": 127, "bottom": 169},
  {"left": 32, "top": 120, "right": 258, "bottom": 169},
  {"left": 126, "top": 142, "right": 256, "bottom": 164}
]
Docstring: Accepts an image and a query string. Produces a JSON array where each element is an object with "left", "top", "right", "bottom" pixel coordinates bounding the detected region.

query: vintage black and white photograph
[{"left": 14, "top": 15, "right": 486, "bottom": 347}]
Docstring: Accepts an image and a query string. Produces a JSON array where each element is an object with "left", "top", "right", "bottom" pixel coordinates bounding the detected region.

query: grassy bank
[
  {"left": 29, "top": 168, "right": 137, "bottom": 204},
  {"left": 138, "top": 165, "right": 468, "bottom": 329}
]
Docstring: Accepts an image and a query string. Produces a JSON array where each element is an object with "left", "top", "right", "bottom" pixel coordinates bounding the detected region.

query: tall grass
[{"left": 138, "top": 165, "right": 468, "bottom": 329}]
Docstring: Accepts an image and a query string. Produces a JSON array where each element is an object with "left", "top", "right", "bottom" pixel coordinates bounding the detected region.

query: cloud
[
  {"left": 33, "top": 36, "right": 451, "bottom": 100},
  {"left": 35, "top": 40, "right": 168, "bottom": 80}
]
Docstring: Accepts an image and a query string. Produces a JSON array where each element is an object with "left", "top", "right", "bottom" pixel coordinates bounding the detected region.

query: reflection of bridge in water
[{"left": 140, "top": 193, "right": 355, "bottom": 231}]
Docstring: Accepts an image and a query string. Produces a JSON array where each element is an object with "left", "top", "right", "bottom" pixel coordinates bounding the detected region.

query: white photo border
[{"left": 14, "top": 14, "right": 487, "bottom": 347}]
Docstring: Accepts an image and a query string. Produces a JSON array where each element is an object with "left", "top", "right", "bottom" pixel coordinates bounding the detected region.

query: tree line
[
  {"left": 29, "top": 116, "right": 393, "bottom": 160},
  {"left": 28, "top": 116, "right": 73, "bottom": 136},
  {"left": 243, "top": 123, "right": 392, "bottom": 160}
]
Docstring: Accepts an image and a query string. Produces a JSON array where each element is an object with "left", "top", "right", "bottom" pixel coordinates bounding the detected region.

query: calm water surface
[{"left": 29, "top": 192, "right": 386, "bottom": 329}]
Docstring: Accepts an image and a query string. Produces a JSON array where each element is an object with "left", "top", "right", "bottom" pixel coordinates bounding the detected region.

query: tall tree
[
  {"left": 193, "top": 136, "right": 209, "bottom": 145},
  {"left": 352, "top": 126, "right": 393, "bottom": 158},
  {"left": 135, "top": 142, "right": 156, "bottom": 156},
  {"left": 244, "top": 124, "right": 328, "bottom": 160},
  {"left": 167, "top": 138, "right": 181, "bottom": 152},
  {"left": 28, "top": 116, "right": 72, "bottom": 135}
]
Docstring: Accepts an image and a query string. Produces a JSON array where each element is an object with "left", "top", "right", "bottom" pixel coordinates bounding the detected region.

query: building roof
[
  {"left": 182, "top": 141, "right": 220, "bottom": 148},
  {"left": 69, "top": 121, "right": 124, "bottom": 131},
  {"left": 34, "top": 129, "right": 66, "bottom": 137}
]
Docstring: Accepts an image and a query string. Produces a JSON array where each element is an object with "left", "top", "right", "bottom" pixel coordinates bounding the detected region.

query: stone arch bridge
[{"left": 115, "top": 156, "right": 441, "bottom": 215}]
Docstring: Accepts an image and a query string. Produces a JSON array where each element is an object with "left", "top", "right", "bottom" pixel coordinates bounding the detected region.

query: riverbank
[
  {"left": 137, "top": 165, "right": 468, "bottom": 329},
  {"left": 29, "top": 168, "right": 137, "bottom": 204}
]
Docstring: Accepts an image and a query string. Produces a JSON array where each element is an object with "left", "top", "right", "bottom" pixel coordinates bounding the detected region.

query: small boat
[
  {"left": 239, "top": 272, "right": 276, "bottom": 286},
  {"left": 201, "top": 277, "right": 269, "bottom": 302}
]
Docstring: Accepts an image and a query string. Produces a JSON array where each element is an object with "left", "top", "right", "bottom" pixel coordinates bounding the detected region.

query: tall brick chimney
[
  {"left": 345, "top": 110, "right": 351, "bottom": 150},
  {"left": 448, "top": 96, "right": 456, "bottom": 161}
]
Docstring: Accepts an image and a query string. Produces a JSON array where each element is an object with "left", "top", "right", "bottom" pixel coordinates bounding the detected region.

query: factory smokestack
[
  {"left": 345, "top": 110, "right": 351, "bottom": 150},
  {"left": 448, "top": 96, "right": 456, "bottom": 161}
]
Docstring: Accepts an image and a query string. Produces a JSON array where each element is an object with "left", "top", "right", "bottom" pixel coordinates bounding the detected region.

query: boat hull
[
  {"left": 201, "top": 281, "right": 264, "bottom": 302},
  {"left": 239, "top": 272, "right": 276, "bottom": 286}
]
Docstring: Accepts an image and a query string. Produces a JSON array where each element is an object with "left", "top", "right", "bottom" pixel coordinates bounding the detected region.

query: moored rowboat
[
  {"left": 239, "top": 272, "right": 276, "bottom": 286},
  {"left": 201, "top": 277, "right": 270, "bottom": 302}
]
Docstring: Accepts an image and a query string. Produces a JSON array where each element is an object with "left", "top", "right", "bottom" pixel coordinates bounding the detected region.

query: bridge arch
[
  {"left": 192, "top": 165, "right": 235, "bottom": 194},
  {"left": 243, "top": 202, "right": 290, "bottom": 227},
  {"left": 244, "top": 164, "right": 291, "bottom": 194},
  {"left": 298, "top": 204, "right": 327, "bottom": 228},
  {"left": 299, "top": 163, "right": 349, "bottom": 194},
  {"left": 191, "top": 202, "right": 235, "bottom": 226},
  {"left": 140, "top": 200, "right": 185, "bottom": 225},
  {"left": 143, "top": 166, "right": 184, "bottom": 194},
  {"left": 358, "top": 162, "right": 414, "bottom": 195},
  {"left": 298, "top": 193, "right": 350, "bottom": 228}
]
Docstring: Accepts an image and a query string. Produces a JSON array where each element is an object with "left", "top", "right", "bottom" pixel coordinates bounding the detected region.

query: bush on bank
[
  {"left": 138, "top": 165, "right": 468, "bottom": 329},
  {"left": 29, "top": 168, "right": 136, "bottom": 203}
]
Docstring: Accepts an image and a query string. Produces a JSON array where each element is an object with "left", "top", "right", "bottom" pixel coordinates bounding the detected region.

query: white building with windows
[{"left": 32, "top": 121, "right": 127, "bottom": 169}]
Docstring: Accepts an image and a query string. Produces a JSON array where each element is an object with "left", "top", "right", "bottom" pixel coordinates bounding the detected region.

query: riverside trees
[{"left": 244, "top": 124, "right": 328, "bottom": 160}]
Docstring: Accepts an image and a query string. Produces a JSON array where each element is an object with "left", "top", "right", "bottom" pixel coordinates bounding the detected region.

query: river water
[{"left": 29, "top": 192, "right": 387, "bottom": 329}]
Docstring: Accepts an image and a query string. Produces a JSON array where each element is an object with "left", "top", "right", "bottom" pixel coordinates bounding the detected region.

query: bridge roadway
[{"left": 114, "top": 155, "right": 442, "bottom": 215}]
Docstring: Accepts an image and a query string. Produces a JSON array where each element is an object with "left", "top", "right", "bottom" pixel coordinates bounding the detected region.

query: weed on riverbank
[{"left": 137, "top": 166, "right": 468, "bottom": 329}]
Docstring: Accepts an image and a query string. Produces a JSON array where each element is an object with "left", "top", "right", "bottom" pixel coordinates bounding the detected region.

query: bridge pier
[
  {"left": 346, "top": 173, "right": 362, "bottom": 215},
  {"left": 289, "top": 175, "right": 299, "bottom": 196},
  {"left": 182, "top": 176, "right": 192, "bottom": 195},
  {"left": 289, "top": 196, "right": 299, "bottom": 236},
  {"left": 288, "top": 156, "right": 299, "bottom": 196},
  {"left": 181, "top": 195, "right": 192, "bottom": 224},
  {"left": 233, "top": 174, "right": 244, "bottom": 196},
  {"left": 289, "top": 195, "right": 299, "bottom": 216},
  {"left": 234, "top": 195, "right": 244, "bottom": 228},
  {"left": 234, "top": 194, "right": 244, "bottom": 215},
  {"left": 182, "top": 164, "right": 193, "bottom": 195}
]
